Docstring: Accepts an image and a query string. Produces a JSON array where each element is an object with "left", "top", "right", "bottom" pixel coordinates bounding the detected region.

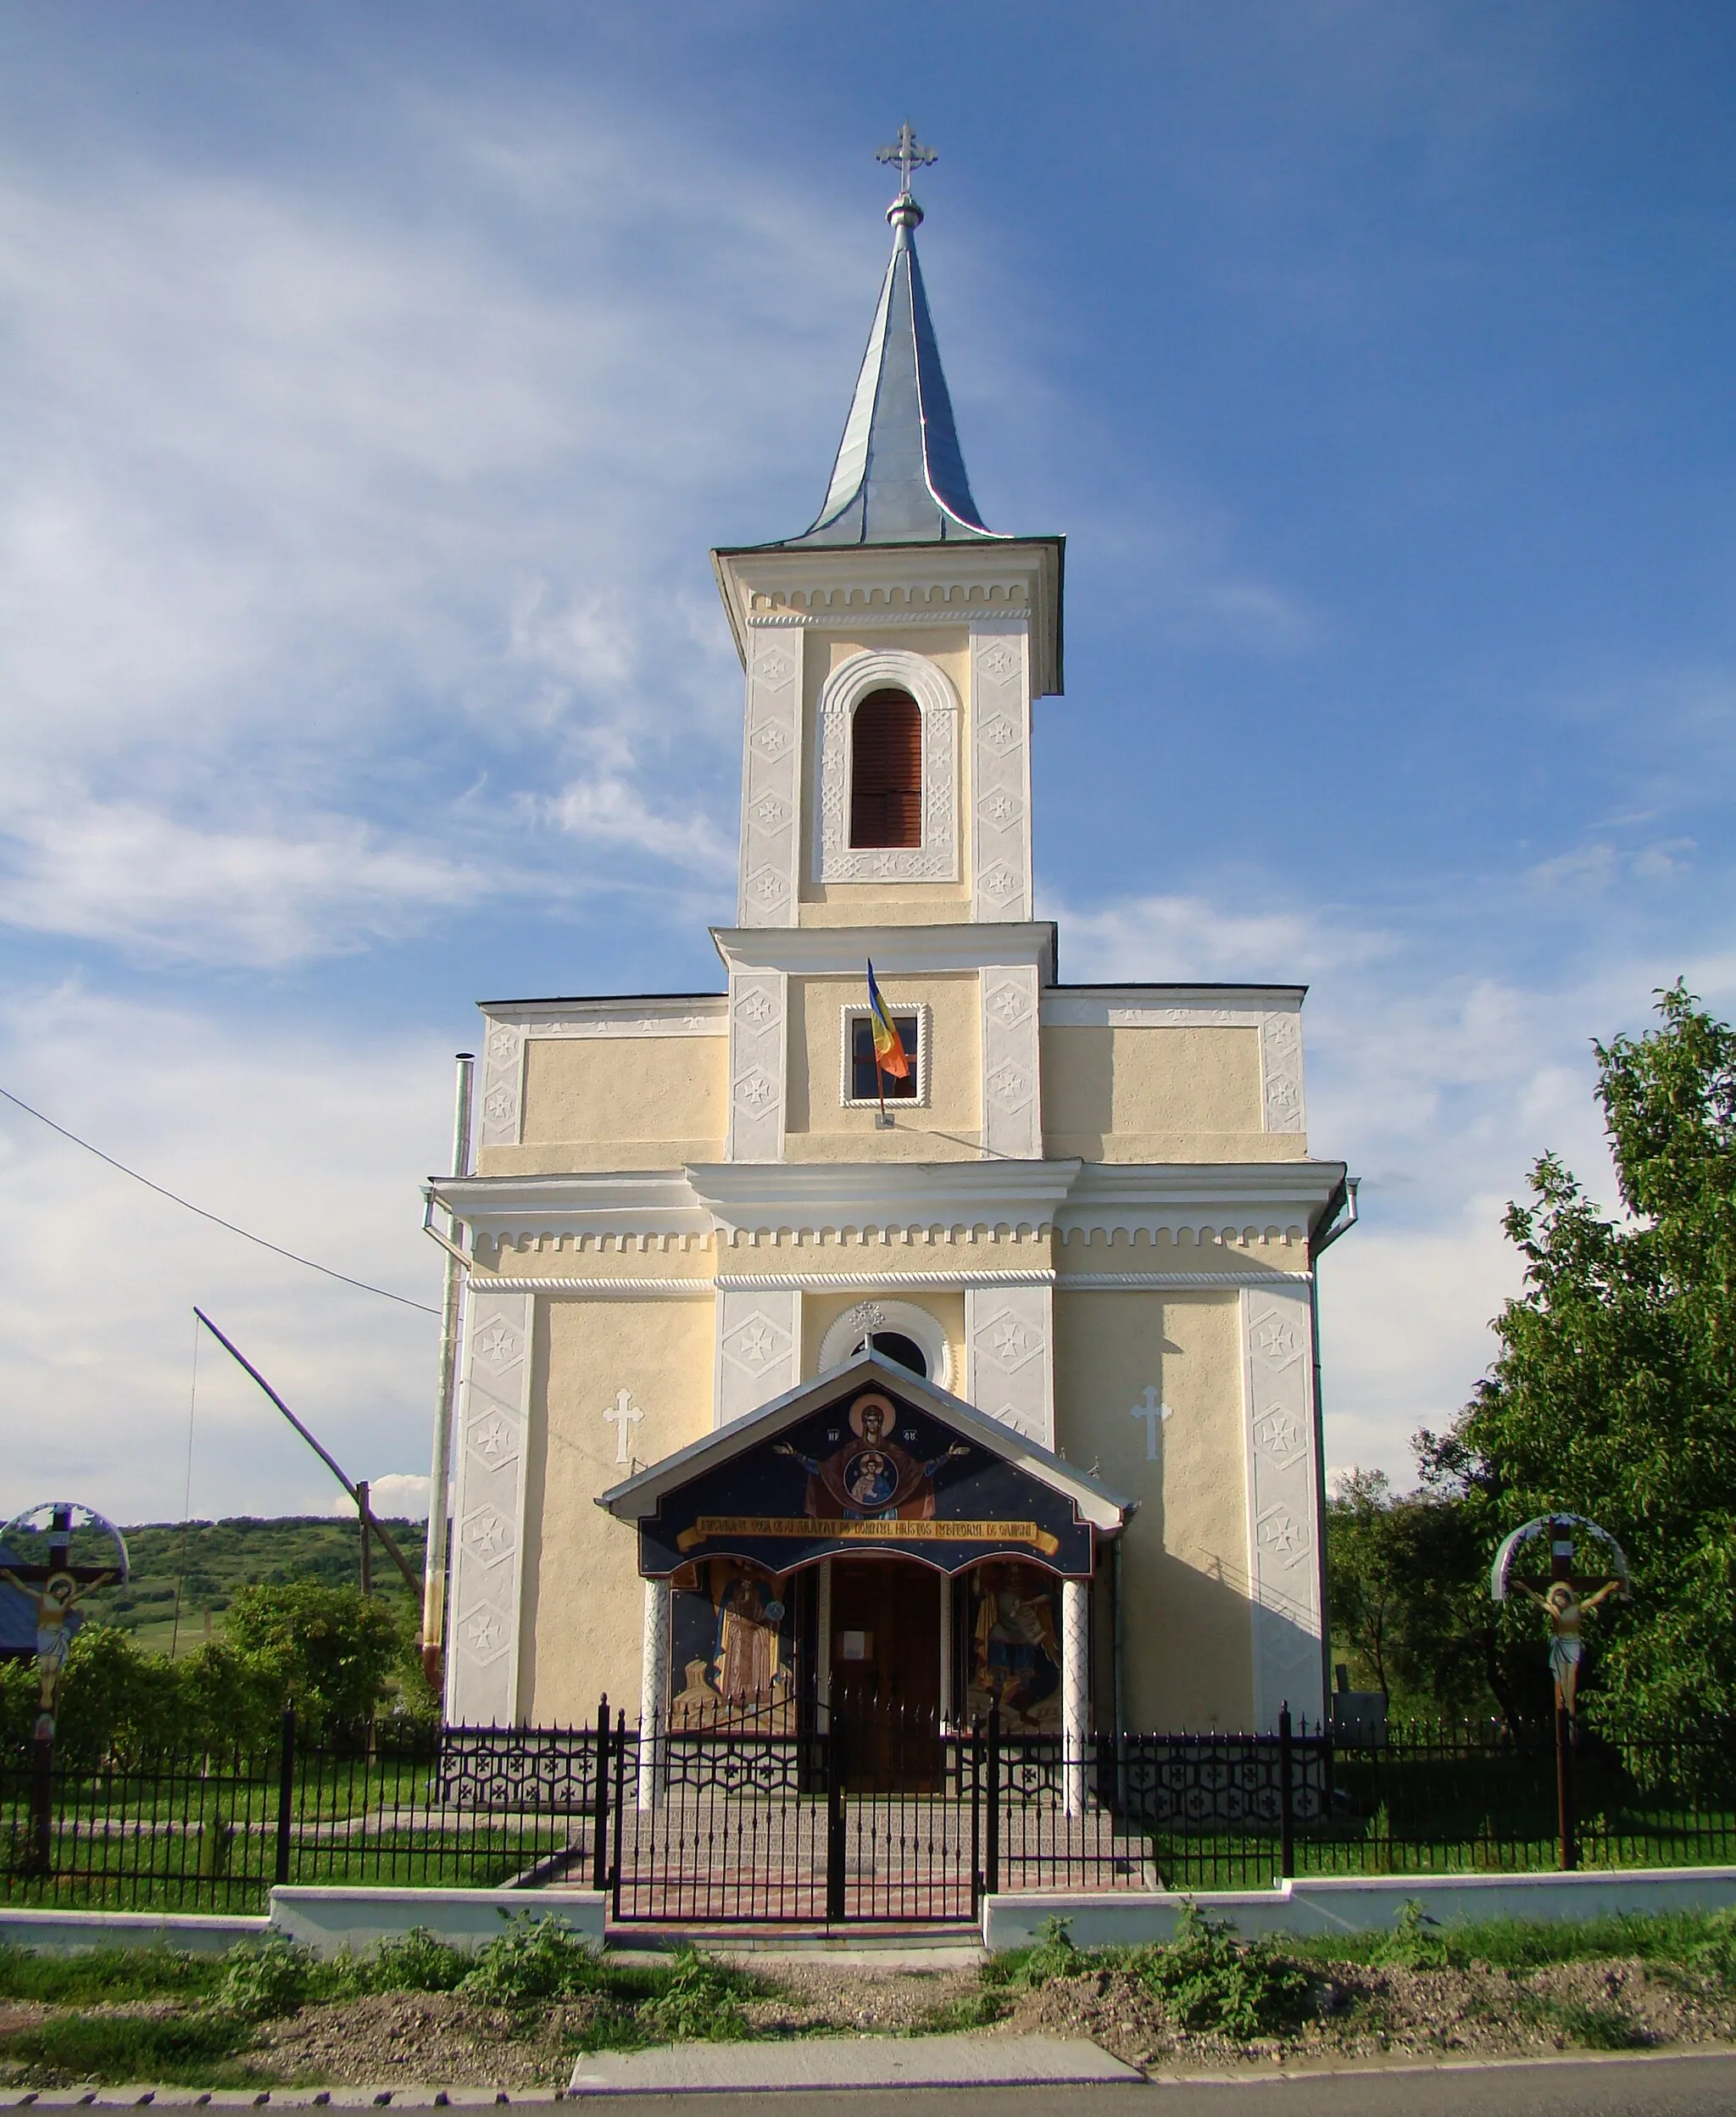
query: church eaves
[{"left": 777, "top": 188, "right": 1000, "bottom": 549}]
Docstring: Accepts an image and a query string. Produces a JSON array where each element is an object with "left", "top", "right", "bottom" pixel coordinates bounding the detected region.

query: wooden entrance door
[{"left": 830, "top": 1558, "right": 943, "bottom": 1789}]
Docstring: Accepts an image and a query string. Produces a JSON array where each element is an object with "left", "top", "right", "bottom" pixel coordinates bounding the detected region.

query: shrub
[
  {"left": 1690, "top": 1906, "right": 1736, "bottom": 1988},
  {"left": 637, "top": 1950, "right": 750, "bottom": 2043},
  {"left": 1135, "top": 1903, "right": 1311, "bottom": 2041},
  {"left": 989, "top": 1915, "right": 1084, "bottom": 1990},
  {"left": 224, "top": 1583, "right": 407, "bottom": 1744},
  {"left": 1370, "top": 1900, "right": 1451, "bottom": 1971},
  {"left": 459, "top": 1914, "right": 604, "bottom": 2006},
  {"left": 364, "top": 1925, "right": 470, "bottom": 1994},
  {"left": 219, "top": 1936, "right": 316, "bottom": 2021}
]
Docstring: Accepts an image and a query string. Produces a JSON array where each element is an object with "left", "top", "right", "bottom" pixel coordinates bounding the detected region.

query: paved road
[{"left": 395, "top": 2051, "right": 1736, "bottom": 2114}]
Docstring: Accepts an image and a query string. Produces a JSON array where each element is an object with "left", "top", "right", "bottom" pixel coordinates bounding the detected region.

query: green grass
[
  {"left": 0, "top": 2010, "right": 265, "bottom": 2086},
  {"left": 0, "top": 1944, "right": 227, "bottom": 2004},
  {"left": 1281, "top": 1907, "right": 1736, "bottom": 1973}
]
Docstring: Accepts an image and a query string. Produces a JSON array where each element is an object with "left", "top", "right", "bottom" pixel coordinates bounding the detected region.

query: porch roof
[{"left": 597, "top": 1351, "right": 1131, "bottom": 1534}]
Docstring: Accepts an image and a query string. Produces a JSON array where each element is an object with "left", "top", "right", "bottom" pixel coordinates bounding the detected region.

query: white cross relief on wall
[
  {"left": 604, "top": 1389, "right": 643, "bottom": 1466},
  {"left": 1131, "top": 1385, "right": 1173, "bottom": 1462}
]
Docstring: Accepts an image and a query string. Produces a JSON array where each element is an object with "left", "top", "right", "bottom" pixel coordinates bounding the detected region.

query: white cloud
[
  {"left": 334, "top": 1472, "right": 429, "bottom": 1522},
  {"left": 0, "top": 983, "right": 449, "bottom": 1523},
  {"left": 1050, "top": 889, "right": 1393, "bottom": 983}
]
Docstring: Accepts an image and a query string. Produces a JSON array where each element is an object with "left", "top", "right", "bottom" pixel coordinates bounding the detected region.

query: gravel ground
[{"left": 5, "top": 1954, "right": 1736, "bottom": 2088}]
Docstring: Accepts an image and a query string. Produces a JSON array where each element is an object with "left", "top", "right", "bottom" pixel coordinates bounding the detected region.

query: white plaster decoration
[
  {"left": 938, "top": 1572, "right": 954, "bottom": 1728},
  {"left": 714, "top": 921, "right": 1056, "bottom": 980},
  {"left": 444, "top": 1290, "right": 534, "bottom": 1726},
  {"left": 719, "top": 1269, "right": 1054, "bottom": 1291},
  {"left": 816, "top": 1299, "right": 954, "bottom": 1390},
  {"left": 980, "top": 965, "right": 1042, "bottom": 1159},
  {"left": 726, "top": 970, "right": 787, "bottom": 1162},
  {"left": 637, "top": 1577, "right": 670, "bottom": 1811},
  {"left": 481, "top": 1279, "right": 714, "bottom": 1298},
  {"left": 476, "top": 1020, "right": 526, "bottom": 1150},
  {"left": 1259, "top": 1009, "right": 1307, "bottom": 1135},
  {"left": 971, "top": 627, "right": 1032, "bottom": 922},
  {"left": 1061, "top": 1576, "right": 1089, "bottom": 1819},
  {"left": 838, "top": 1001, "right": 932, "bottom": 1108},
  {"left": 1039, "top": 989, "right": 1304, "bottom": 1029},
  {"left": 1057, "top": 1272, "right": 1310, "bottom": 1290},
  {"left": 604, "top": 1388, "right": 643, "bottom": 1464},
  {"left": 813, "top": 650, "right": 960, "bottom": 883},
  {"left": 1240, "top": 1284, "right": 1326, "bottom": 1730},
  {"left": 737, "top": 626, "right": 802, "bottom": 928},
  {"left": 507, "top": 1006, "right": 727, "bottom": 1040},
  {"left": 715, "top": 1286, "right": 802, "bottom": 1427},
  {"left": 963, "top": 1282, "right": 1054, "bottom": 1447},
  {"left": 1129, "top": 1386, "right": 1171, "bottom": 1462}
]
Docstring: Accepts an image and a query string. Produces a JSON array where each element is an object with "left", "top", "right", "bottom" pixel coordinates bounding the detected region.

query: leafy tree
[
  {"left": 1427, "top": 984, "right": 1736, "bottom": 1729},
  {"left": 223, "top": 1581, "right": 411, "bottom": 1740}
]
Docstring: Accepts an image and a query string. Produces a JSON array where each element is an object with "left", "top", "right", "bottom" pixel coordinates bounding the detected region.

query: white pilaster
[
  {"left": 726, "top": 969, "right": 787, "bottom": 1162},
  {"left": 737, "top": 627, "right": 802, "bottom": 927},
  {"left": 980, "top": 965, "right": 1042, "bottom": 1160},
  {"left": 637, "top": 1576, "right": 670, "bottom": 1811},
  {"left": 937, "top": 1571, "right": 954, "bottom": 1727},
  {"left": 477, "top": 1019, "right": 526, "bottom": 1150},
  {"left": 1241, "top": 1284, "right": 1327, "bottom": 1730},
  {"left": 815, "top": 1559, "right": 832, "bottom": 1720},
  {"left": 1259, "top": 1006, "right": 1307, "bottom": 1135},
  {"left": 714, "top": 1286, "right": 802, "bottom": 1426},
  {"left": 970, "top": 624, "right": 1032, "bottom": 921},
  {"left": 1061, "top": 1576, "right": 1089, "bottom": 1819},
  {"left": 964, "top": 1283, "right": 1054, "bottom": 1446},
  {"left": 444, "top": 1289, "right": 534, "bottom": 1727}
]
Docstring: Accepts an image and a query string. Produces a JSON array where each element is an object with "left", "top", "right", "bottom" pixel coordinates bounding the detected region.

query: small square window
[{"left": 840, "top": 1004, "right": 928, "bottom": 1107}]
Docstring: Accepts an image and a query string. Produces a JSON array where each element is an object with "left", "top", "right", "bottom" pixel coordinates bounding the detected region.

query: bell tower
[{"left": 711, "top": 146, "right": 1063, "bottom": 938}]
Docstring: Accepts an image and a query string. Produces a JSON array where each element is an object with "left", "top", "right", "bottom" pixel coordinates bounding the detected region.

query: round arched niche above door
[{"left": 817, "top": 1299, "right": 953, "bottom": 1392}]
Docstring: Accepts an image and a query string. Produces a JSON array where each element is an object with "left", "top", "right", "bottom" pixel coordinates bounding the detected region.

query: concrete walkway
[{"left": 568, "top": 2033, "right": 1140, "bottom": 2095}]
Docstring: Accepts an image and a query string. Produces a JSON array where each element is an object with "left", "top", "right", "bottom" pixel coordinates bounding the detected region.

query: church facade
[{"left": 430, "top": 170, "right": 1351, "bottom": 1751}]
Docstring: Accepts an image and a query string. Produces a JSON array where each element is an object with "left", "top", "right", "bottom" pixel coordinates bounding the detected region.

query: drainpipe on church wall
[{"left": 420, "top": 1052, "right": 475, "bottom": 1692}]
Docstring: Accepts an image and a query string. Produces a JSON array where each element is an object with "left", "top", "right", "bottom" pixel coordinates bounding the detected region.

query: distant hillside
[{"left": 86, "top": 1516, "right": 429, "bottom": 1657}]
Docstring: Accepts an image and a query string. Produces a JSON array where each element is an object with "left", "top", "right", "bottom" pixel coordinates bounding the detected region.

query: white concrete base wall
[
  {"left": 983, "top": 1866, "right": 1736, "bottom": 1950},
  {"left": 0, "top": 1907, "right": 268, "bottom": 1955},
  {"left": 269, "top": 1885, "right": 606, "bottom": 1958}
]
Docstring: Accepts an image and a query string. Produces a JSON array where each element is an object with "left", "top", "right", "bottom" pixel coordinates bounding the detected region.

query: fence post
[
  {"left": 610, "top": 1708, "right": 626, "bottom": 1916},
  {"left": 825, "top": 1708, "right": 846, "bottom": 1923},
  {"left": 970, "top": 1719, "right": 982, "bottom": 1913},
  {"left": 274, "top": 1706, "right": 296, "bottom": 1888},
  {"left": 986, "top": 1702, "right": 1001, "bottom": 1902},
  {"left": 1277, "top": 1704, "right": 1294, "bottom": 1881},
  {"left": 591, "top": 1694, "right": 611, "bottom": 1892}
]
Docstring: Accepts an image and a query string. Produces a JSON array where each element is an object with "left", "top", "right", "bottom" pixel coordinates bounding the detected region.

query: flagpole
[{"left": 876, "top": 1051, "right": 887, "bottom": 1126}]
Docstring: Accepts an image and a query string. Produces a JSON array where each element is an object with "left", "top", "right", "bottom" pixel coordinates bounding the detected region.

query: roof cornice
[{"left": 710, "top": 921, "right": 1058, "bottom": 980}]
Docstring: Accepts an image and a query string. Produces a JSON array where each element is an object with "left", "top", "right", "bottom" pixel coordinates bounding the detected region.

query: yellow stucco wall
[
  {"left": 504, "top": 1038, "right": 726, "bottom": 1170},
  {"left": 517, "top": 1295, "right": 715, "bottom": 1724},
  {"left": 784, "top": 972, "right": 982, "bottom": 1161},
  {"left": 1041, "top": 1023, "right": 1300, "bottom": 1162},
  {"left": 1054, "top": 1289, "right": 1253, "bottom": 1731}
]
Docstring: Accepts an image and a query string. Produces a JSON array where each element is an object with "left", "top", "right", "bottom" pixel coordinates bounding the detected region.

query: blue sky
[{"left": 4, "top": 2, "right": 1735, "bottom": 1522}]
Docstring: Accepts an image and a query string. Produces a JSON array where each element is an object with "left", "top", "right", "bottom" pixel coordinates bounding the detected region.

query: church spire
[{"left": 780, "top": 129, "right": 999, "bottom": 548}]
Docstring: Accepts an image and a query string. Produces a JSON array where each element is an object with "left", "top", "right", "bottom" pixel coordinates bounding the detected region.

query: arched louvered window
[{"left": 849, "top": 689, "right": 922, "bottom": 849}]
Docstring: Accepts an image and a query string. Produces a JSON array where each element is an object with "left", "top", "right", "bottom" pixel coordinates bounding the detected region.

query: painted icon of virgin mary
[{"left": 776, "top": 1392, "right": 967, "bottom": 1521}]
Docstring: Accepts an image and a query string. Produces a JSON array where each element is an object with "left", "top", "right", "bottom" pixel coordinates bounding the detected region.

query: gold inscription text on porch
[{"left": 678, "top": 1515, "right": 1060, "bottom": 1557}]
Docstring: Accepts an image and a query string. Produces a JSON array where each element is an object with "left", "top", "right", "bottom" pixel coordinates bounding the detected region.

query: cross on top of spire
[{"left": 876, "top": 122, "right": 937, "bottom": 199}]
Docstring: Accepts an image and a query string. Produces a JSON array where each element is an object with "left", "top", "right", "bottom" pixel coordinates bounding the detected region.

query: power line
[{"left": 0, "top": 1081, "right": 441, "bottom": 1316}]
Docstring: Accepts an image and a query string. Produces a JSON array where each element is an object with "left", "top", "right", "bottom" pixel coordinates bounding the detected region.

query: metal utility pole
[{"left": 420, "top": 1052, "right": 474, "bottom": 1692}]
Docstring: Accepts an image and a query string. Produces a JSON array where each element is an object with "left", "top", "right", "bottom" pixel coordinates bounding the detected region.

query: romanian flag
[{"left": 866, "top": 961, "right": 910, "bottom": 1078}]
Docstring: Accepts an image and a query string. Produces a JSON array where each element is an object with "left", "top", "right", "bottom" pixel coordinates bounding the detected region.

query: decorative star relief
[
  {"left": 979, "top": 790, "right": 1023, "bottom": 828},
  {"left": 471, "top": 1319, "right": 521, "bottom": 1368},
  {"left": 976, "top": 1308, "right": 1040, "bottom": 1370},
  {"left": 1257, "top": 1506, "right": 1309, "bottom": 1563},
  {"left": 985, "top": 1061, "right": 1032, "bottom": 1110},
  {"left": 724, "top": 1312, "right": 790, "bottom": 1373},
  {"left": 462, "top": 1506, "right": 515, "bottom": 1562},
  {"left": 752, "top": 794, "right": 790, "bottom": 829},
  {"left": 482, "top": 1085, "right": 515, "bottom": 1126},
  {"left": 987, "top": 983, "right": 1031, "bottom": 1028},
  {"left": 461, "top": 1607, "right": 509, "bottom": 1663},
  {"left": 1249, "top": 1312, "right": 1305, "bottom": 1369},
  {"left": 979, "top": 713, "right": 1019, "bottom": 753},
  {"left": 750, "top": 646, "right": 797, "bottom": 688},
  {"left": 978, "top": 641, "right": 1020, "bottom": 683},
  {"left": 751, "top": 721, "right": 791, "bottom": 758},
  {"left": 735, "top": 988, "right": 775, "bottom": 1026},
  {"left": 486, "top": 1025, "right": 519, "bottom": 1063},
  {"left": 466, "top": 1411, "right": 518, "bottom": 1467},
  {"left": 747, "top": 866, "right": 789, "bottom": 905},
  {"left": 736, "top": 1068, "right": 776, "bottom": 1110},
  {"left": 978, "top": 862, "right": 1020, "bottom": 900},
  {"left": 1252, "top": 1407, "right": 1304, "bottom": 1465}
]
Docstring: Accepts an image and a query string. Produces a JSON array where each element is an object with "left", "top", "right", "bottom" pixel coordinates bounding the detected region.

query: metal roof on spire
[{"left": 776, "top": 128, "right": 1001, "bottom": 548}]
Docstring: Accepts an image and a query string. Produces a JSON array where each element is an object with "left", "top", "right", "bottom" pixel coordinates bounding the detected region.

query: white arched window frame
[
  {"left": 814, "top": 650, "right": 960, "bottom": 883},
  {"left": 817, "top": 1299, "right": 954, "bottom": 1392}
]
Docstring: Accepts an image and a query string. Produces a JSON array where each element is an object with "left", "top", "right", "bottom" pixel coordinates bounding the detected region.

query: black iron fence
[{"left": 3, "top": 1705, "right": 1733, "bottom": 1921}]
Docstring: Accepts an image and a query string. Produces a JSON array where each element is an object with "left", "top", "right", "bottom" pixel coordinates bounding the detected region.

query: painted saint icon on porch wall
[
  {"left": 968, "top": 1561, "right": 1062, "bottom": 1735},
  {"left": 774, "top": 1390, "right": 968, "bottom": 1522},
  {"left": 666, "top": 1556, "right": 793, "bottom": 1730}
]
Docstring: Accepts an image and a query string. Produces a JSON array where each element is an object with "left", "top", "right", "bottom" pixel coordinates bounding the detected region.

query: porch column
[
  {"left": 815, "top": 1559, "right": 832, "bottom": 1726},
  {"left": 937, "top": 1573, "right": 954, "bottom": 1728},
  {"left": 1061, "top": 1576, "right": 1089, "bottom": 1819},
  {"left": 637, "top": 1576, "right": 670, "bottom": 1812}
]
